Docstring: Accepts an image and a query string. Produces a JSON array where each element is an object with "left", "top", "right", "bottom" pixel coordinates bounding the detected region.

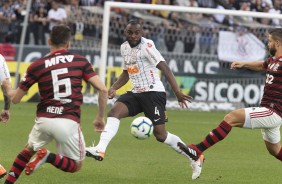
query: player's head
[
  {"left": 124, "top": 19, "right": 143, "bottom": 47},
  {"left": 48, "top": 24, "right": 71, "bottom": 49},
  {"left": 267, "top": 28, "right": 282, "bottom": 56}
]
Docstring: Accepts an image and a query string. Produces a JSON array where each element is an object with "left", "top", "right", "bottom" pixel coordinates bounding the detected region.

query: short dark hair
[
  {"left": 50, "top": 24, "right": 71, "bottom": 46},
  {"left": 268, "top": 28, "right": 282, "bottom": 43},
  {"left": 127, "top": 19, "right": 143, "bottom": 28}
]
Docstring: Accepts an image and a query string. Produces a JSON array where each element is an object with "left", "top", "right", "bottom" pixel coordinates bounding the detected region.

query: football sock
[
  {"left": 164, "top": 132, "right": 191, "bottom": 158},
  {"left": 5, "top": 149, "right": 32, "bottom": 184},
  {"left": 196, "top": 120, "right": 232, "bottom": 153},
  {"left": 46, "top": 153, "right": 77, "bottom": 173},
  {"left": 275, "top": 148, "right": 282, "bottom": 161},
  {"left": 96, "top": 117, "right": 120, "bottom": 152}
]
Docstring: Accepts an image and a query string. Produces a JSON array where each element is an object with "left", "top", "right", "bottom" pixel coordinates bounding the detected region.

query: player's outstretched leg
[
  {"left": 163, "top": 132, "right": 204, "bottom": 180},
  {"left": 25, "top": 148, "right": 49, "bottom": 175},
  {"left": 0, "top": 164, "right": 7, "bottom": 179},
  {"left": 178, "top": 120, "right": 232, "bottom": 160},
  {"left": 25, "top": 148, "right": 78, "bottom": 175},
  {"left": 177, "top": 142, "right": 205, "bottom": 180},
  {"left": 85, "top": 146, "right": 105, "bottom": 161},
  {"left": 86, "top": 117, "right": 120, "bottom": 161},
  {"left": 177, "top": 142, "right": 201, "bottom": 161},
  {"left": 46, "top": 153, "right": 78, "bottom": 173},
  {"left": 5, "top": 149, "right": 33, "bottom": 184},
  {"left": 191, "top": 155, "right": 205, "bottom": 180}
]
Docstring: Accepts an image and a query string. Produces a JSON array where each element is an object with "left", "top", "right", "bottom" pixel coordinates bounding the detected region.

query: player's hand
[
  {"left": 175, "top": 91, "right": 193, "bottom": 109},
  {"left": 93, "top": 118, "right": 105, "bottom": 132},
  {"left": 108, "top": 87, "right": 116, "bottom": 99},
  {"left": 0, "top": 109, "right": 10, "bottom": 123},
  {"left": 230, "top": 61, "right": 244, "bottom": 70}
]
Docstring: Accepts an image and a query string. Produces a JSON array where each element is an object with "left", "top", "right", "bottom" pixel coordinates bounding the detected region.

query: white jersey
[
  {"left": 121, "top": 37, "right": 165, "bottom": 93},
  {"left": 0, "top": 54, "right": 10, "bottom": 82}
]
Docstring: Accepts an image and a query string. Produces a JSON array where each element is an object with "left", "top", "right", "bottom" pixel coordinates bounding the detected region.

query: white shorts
[
  {"left": 244, "top": 107, "right": 281, "bottom": 144},
  {"left": 28, "top": 117, "right": 85, "bottom": 161}
]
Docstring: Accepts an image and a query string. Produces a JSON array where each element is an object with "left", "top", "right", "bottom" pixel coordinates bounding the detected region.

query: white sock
[
  {"left": 164, "top": 132, "right": 192, "bottom": 161},
  {"left": 96, "top": 117, "right": 120, "bottom": 152}
]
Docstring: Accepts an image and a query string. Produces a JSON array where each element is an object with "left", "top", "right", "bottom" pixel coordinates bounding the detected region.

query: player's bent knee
[
  {"left": 73, "top": 161, "right": 83, "bottom": 172},
  {"left": 223, "top": 113, "right": 238, "bottom": 127},
  {"left": 154, "top": 133, "right": 166, "bottom": 142}
]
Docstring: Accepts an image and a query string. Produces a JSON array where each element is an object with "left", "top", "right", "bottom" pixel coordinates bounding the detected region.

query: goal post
[{"left": 99, "top": 1, "right": 282, "bottom": 83}]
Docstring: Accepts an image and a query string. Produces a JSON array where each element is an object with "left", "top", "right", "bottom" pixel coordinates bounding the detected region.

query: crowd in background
[{"left": 0, "top": 0, "right": 280, "bottom": 54}]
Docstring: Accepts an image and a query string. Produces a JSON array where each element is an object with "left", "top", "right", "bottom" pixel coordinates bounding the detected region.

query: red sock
[
  {"left": 196, "top": 120, "right": 232, "bottom": 153},
  {"left": 47, "top": 153, "right": 77, "bottom": 173},
  {"left": 5, "top": 149, "right": 33, "bottom": 184},
  {"left": 275, "top": 148, "right": 282, "bottom": 161}
]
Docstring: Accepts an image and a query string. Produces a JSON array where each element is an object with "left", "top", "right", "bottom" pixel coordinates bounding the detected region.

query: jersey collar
[{"left": 51, "top": 49, "right": 68, "bottom": 55}]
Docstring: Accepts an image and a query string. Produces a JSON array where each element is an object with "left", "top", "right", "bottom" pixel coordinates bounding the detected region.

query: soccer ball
[{"left": 130, "top": 116, "right": 154, "bottom": 140}]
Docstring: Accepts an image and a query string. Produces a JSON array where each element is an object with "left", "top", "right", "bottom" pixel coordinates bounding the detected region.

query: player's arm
[
  {"left": 108, "top": 70, "right": 129, "bottom": 99},
  {"left": 88, "top": 75, "right": 108, "bottom": 132},
  {"left": 1, "top": 78, "right": 26, "bottom": 104},
  {"left": 88, "top": 75, "right": 108, "bottom": 119},
  {"left": 157, "top": 61, "right": 192, "bottom": 108},
  {"left": 1, "top": 85, "right": 10, "bottom": 110},
  {"left": 230, "top": 61, "right": 265, "bottom": 71},
  {"left": 0, "top": 55, "right": 11, "bottom": 122},
  {"left": 0, "top": 85, "right": 10, "bottom": 123}
]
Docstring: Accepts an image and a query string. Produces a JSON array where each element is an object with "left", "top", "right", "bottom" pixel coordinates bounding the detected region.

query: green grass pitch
[{"left": 0, "top": 102, "right": 281, "bottom": 184}]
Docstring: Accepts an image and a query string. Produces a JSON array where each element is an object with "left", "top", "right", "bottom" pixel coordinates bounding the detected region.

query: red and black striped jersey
[
  {"left": 19, "top": 49, "right": 96, "bottom": 123},
  {"left": 261, "top": 56, "right": 282, "bottom": 117}
]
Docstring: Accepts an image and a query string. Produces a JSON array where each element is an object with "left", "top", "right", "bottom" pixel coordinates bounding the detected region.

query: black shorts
[{"left": 116, "top": 91, "right": 166, "bottom": 125}]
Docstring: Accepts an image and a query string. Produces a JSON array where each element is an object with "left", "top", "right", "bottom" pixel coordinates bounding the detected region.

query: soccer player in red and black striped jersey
[
  {"left": 2, "top": 24, "right": 108, "bottom": 184},
  {"left": 178, "top": 28, "right": 282, "bottom": 173}
]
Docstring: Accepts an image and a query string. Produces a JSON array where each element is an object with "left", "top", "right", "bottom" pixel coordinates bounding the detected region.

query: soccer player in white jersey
[
  {"left": 0, "top": 54, "right": 11, "bottom": 179},
  {"left": 85, "top": 19, "right": 204, "bottom": 180}
]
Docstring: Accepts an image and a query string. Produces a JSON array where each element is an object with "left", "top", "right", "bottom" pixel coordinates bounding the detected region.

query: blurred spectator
[
  {"left": 66, "top": 0, "right": 85, "bottom": 41},
  {"left": 164, "top": 28, "right": 177, "bottom": 52},
  {"left": 183, "top": 25, "right": 197, "bottom": 53},
  {"left": 259, "top": 4, "right": 271, "bottom": 25},
  {"left": 239, "top": 1, "right": 253, "bottom": 23},
  {"left": 150, "top": 0, "right": 171, "bottom": 18},
  {"left": 126, "top": 0, "right": 151, "bottom": 3},
  {"left": 269, "top": 0, "right": 281, "bottom": 26},
  {"left": 0, "top": 0, "right": 16, "bottom": 43},
  {"left": 31, "top": 0, "right": 47, "bottom": 12},
  {"left": 250, "top": 0, "right": 264, "bottom": 12},
  {"left": 179, "top": 0, "right": 202, "bottom": 23},
  {"left": 32, "top": 5, "right": 49, "bottom": 45},
  {"left": 198, "top": 0, "right": 216, "bottom": 8},
  {"left": 108, "top": 16, "right": 124, "bottom": 45},
  {"left": 199, "top": 25, "right": 215, "bottom": 54},
  {"left": 262, "top": 0, "right": 273, "bottom": 8},
  {"left": 80, "top": 0, "right": 96, "bottom": 6},
  {"left": 14, "top": 0, "right": 32, "bottom": 44},
  {"left": 273, "top": 0, "right": 282, "bottom": 10},
  {"left": 47, "top": 0, "right": 67, "bottom": 31},
  {"left": 213, "top": 4, "right": 233, "bottom": 26}
]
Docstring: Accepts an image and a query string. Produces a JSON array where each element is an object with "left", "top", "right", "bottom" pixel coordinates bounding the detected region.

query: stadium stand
[{"left": 0, "top": 0, "right": 278, "bottom": 49}]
